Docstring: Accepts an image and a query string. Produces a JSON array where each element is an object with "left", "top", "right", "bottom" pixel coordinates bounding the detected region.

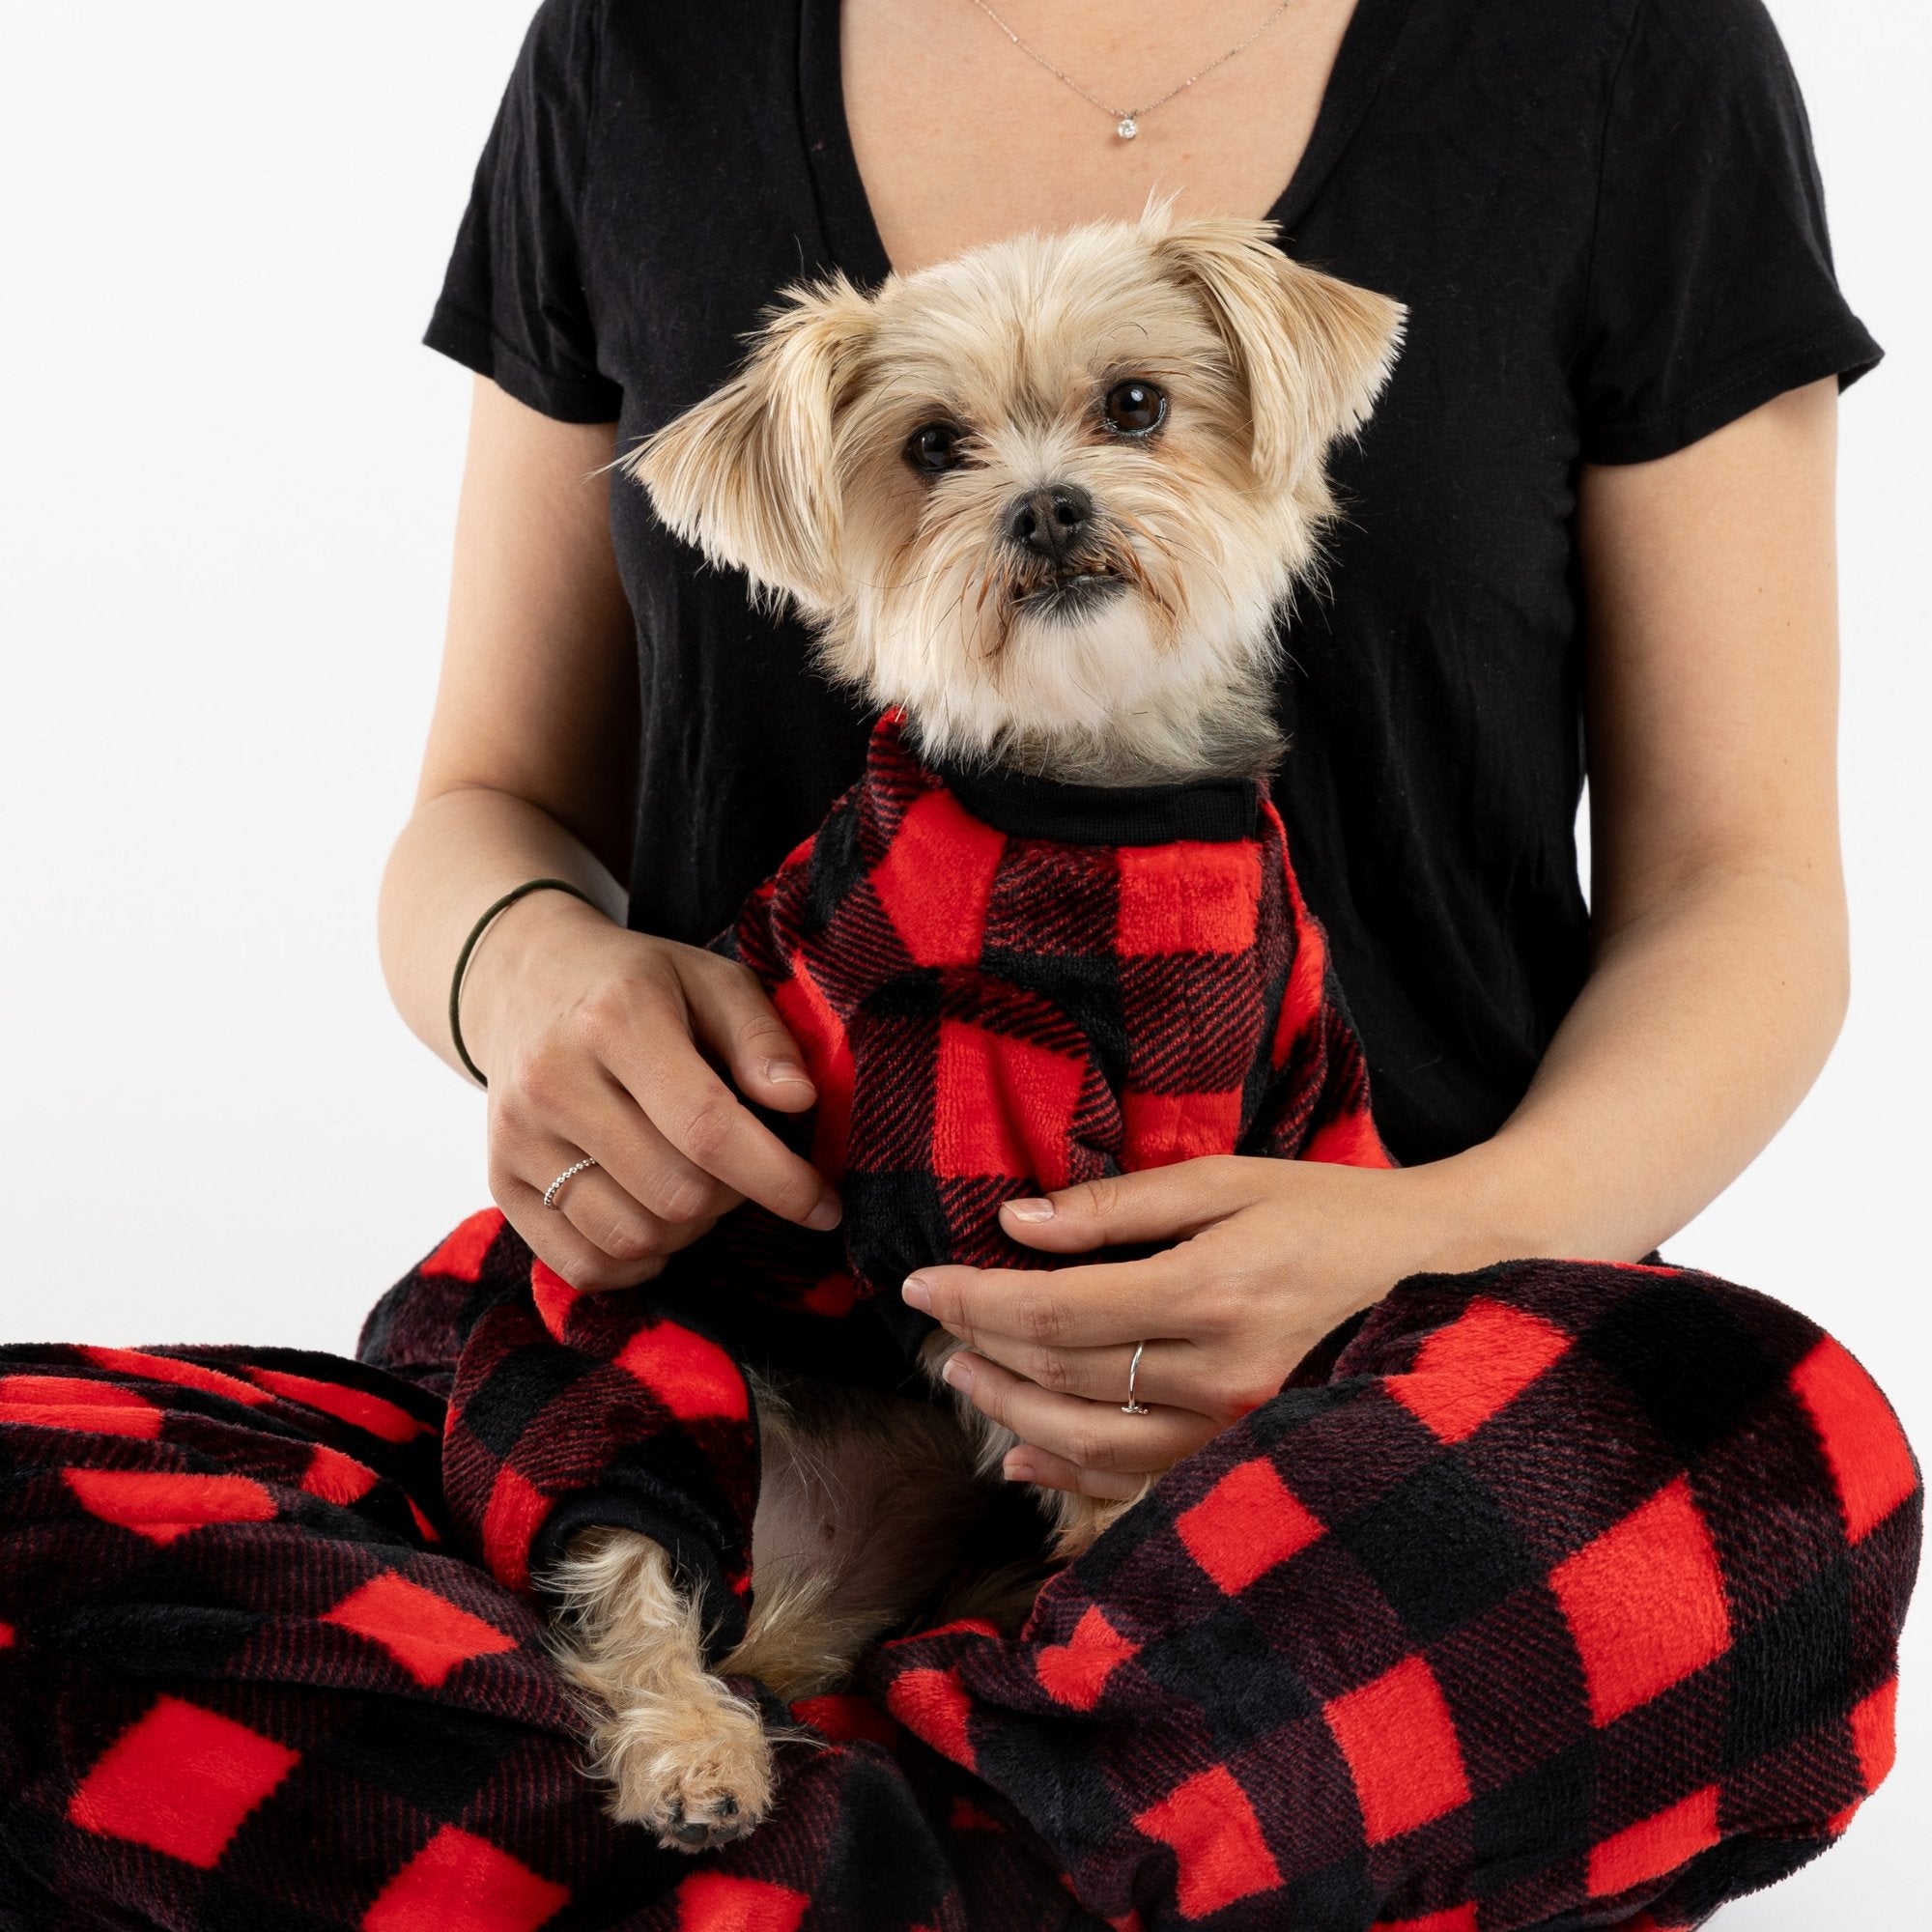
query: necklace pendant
[{"left": 1116, "top": 115, "right": 1138, "bottom": 140}]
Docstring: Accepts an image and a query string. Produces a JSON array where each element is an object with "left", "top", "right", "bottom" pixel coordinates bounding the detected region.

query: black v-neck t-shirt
[{"left": 423, "top": 0, "right": 1879, "bottom": 1165}]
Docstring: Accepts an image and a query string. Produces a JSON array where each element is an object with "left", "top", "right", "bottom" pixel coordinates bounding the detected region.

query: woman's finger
[
  {"left": 904, "top": 1251, "right": 1199, "bottom": 1352},
  {"left": 492, "top": 1162, "right": 669, "bottom": 1294},
  {"left": 491, "top": 1100, "right": 689, "bottom": 1287},
  {"left": 942, "top": 1350, "right": 1216, "bottom": 1476},
  {"left": 677, "top": 952, "right": 820, "bottom": 1115},
  {"left": 958, "top": 1333, "right": 1196, "bottom": 1411},
  {"left": 992, "top": 1157, "right": 1264, "bottom": 1254},
  {"left": 542, "top": 1161, "right": 685, "bottom": 1268},
  {"left": 561, "top": 1072, "right": 744, "bottom": 1229},
  {"left": 599, "top": 991, "right": 840, "bottom": 1233},
  {"left": 1001, "top": 1442, "right": 1145, "bottom": 1502}
]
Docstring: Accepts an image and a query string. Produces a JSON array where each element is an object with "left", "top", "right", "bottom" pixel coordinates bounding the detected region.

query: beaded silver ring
[
  {"left": 542, "top": 1156, "right": 599, "bottom": 1211},
  {"left": 1121, "top": 1340, "right": 1151, "bottom": 1415}
]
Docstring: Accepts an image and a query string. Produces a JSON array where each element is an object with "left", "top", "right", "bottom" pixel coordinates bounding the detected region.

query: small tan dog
[{"left": 549, "top": 205, "right": 1404, "bottom": 1849}]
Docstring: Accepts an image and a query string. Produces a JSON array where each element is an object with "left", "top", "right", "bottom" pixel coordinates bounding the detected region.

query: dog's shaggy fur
[
  {"left": 633, "top": 201, "right": 1403, "bottom": 786},
  {"left": 554, "top": 204, "right": 1404, "bottom": 1848}
]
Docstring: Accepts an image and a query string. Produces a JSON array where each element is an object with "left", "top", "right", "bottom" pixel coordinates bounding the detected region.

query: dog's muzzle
[{"left": 1005, "top": 482, "right": 1130, "bottom": 618}]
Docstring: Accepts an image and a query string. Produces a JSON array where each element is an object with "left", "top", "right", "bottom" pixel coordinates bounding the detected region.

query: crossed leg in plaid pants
[{"left": 0, "top": 1205, "right": 1918, "bottom": 1932}]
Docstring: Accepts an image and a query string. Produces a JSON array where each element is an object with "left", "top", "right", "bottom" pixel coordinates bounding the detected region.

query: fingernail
[
  {"left": 764, "top": 1057, "right": 810, "bottom": 1086},
  {"left": 806, "top": 1196, "right": 841, "bottom": 1232},
  {"left": 1004, "top": 1456, "right": 1035, "bottom": 1484},
  {"left": 1003, "top": 1197, "right": 1054, "bottom": 1222},
  {"left": 901, "top": 1274, "right": 932, "bottom": 1312},
  {"left": 941, "top": 1352, "right": 973, "bottom": 1392}
]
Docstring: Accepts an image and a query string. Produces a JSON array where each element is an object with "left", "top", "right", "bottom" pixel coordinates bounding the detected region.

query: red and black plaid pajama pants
[{"left": 0, "top": 1209, "right": 1918, "bottom": 1932}]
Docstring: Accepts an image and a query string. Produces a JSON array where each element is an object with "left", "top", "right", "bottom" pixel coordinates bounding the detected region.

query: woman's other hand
[{"left": 901, "top": 1153, "right": 1497, "bottom": 1499}]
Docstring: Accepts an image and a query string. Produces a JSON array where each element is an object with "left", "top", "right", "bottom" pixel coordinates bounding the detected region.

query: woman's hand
[
  {"left": 902, "top": 1153, "right": 1500, "bottom": 1499},
  {"left": 459, "top": 888, "right": 840, "bottom": 1292},
  {"left": 377, "top": 384, "right": 840, "bottom": 1293}
]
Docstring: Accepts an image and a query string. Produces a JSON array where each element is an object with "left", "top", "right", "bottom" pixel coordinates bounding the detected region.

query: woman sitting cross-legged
[{"left": 0, "top": 4, "right": 1918, "bottom": 1928}]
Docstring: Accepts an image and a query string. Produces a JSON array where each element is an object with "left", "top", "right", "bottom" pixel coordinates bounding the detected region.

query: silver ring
[
  {"left": 542, "top": 1156, "right": 598, "bottom": 1211},
  {"left": 1121, "top": 1340, "right": 1151, "bottom": 1415}
]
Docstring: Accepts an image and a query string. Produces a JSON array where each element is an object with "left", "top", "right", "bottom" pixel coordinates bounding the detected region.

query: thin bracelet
[{"left": 448, "top": 877, "right": 599, "bottom": 1087}]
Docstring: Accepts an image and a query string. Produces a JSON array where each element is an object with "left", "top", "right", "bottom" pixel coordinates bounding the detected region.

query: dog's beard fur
[{"left": 567, "top": 207, "right": 1405, "bottom": 1847}]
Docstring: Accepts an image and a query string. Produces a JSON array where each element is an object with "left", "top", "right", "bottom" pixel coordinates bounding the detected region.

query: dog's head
[{"left": 625, "top": 207, "right": 1404, "bottom": 780}]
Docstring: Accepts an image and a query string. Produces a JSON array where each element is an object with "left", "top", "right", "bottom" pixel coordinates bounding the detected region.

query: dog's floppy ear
[
  {"left": 1151, "top": 216, "right": 1405, "bottom": 485},
  {"left": 622, "top": 272, "right": 878, "bottom": 614}
]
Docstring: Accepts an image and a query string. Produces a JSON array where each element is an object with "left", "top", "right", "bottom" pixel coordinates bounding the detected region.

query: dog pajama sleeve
[{"left": 360, "top": 1209, "right": 762, "bottom": 1653}]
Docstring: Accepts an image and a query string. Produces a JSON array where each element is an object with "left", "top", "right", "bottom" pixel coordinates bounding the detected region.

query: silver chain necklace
[{"left": 962, "top": 0, "right": 1297, "bottom": 141}]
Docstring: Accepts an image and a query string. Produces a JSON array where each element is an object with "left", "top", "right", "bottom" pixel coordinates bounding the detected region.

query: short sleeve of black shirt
[
  {"left": 422, "top": 0, "right": 620, "bottom": 424},
  {"left": 1577, "top": 0, "right": 1879, "bottom": 463}
]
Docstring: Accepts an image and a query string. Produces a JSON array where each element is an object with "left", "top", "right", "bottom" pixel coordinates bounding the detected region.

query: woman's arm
[
  {"left": 908, "top": 377, "right": 1849, "bottom": 1495},
  {"left": 380, "top": 380, "right": 639, "bottom": 1057},
  {"left": 380, "top": 377, "right": 838, "bottom": 1291},
  {"left": 1502, "top": 374, "right": 1846, "bottom": 1255}
]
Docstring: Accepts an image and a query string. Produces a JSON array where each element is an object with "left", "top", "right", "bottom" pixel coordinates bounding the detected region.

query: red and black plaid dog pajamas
[
  {"left": 0, "top": 715, "right": 1919, "bottom": 1930},
  {"left": 385, "top": 708, "right": 1393, "bottom": 1644}
]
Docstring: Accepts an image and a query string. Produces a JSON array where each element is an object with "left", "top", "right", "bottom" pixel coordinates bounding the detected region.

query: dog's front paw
[{"left": 594, "top": 1679, "right": 774, "bottom": 1851}]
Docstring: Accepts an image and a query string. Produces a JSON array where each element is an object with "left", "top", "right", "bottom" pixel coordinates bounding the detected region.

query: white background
[{"left": 0, "top": 4, "right": 1924, "bottom": 1921}]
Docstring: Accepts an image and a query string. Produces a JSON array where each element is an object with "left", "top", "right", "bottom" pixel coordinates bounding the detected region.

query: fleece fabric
[
  {"left": 356, "top": 707, "right": 1394, "bottom": 1643},
  {"left": 0, "top": 1244, "right": 1918, "bottom": 1929},
  {"left": 0, "top": 712, "right": 1921, "bottom": 1925}
]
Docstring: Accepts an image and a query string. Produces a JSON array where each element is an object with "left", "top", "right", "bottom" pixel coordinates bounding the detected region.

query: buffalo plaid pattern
[
  {"left": 0, "top": 716, "right": 1918, "bottom": 1922},
  {"left": 863, "top": 1256, "right": 1921, "bottom": 1927},
  {"left": 710, "top": 708, "right": 1389, "bottom": 1337},
  {"left": 0, "top": 1251, "right": 1917, "bottom": 1928},
  {"left": 358, "top": 709, "right": 1393, "bottom": 1639}
]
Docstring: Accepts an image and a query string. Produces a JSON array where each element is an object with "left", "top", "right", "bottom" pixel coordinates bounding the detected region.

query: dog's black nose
[{"left": 1008, "top": 484, "right": 1093, "bottom": 559}]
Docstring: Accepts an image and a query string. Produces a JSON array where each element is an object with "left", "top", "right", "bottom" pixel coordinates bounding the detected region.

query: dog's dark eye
[
  {"left": 904, "top": 421, "right": 967, "bottom": 475},
  {"left": 1103, "top": 380, "right": 1167, "bottom": 437}
]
